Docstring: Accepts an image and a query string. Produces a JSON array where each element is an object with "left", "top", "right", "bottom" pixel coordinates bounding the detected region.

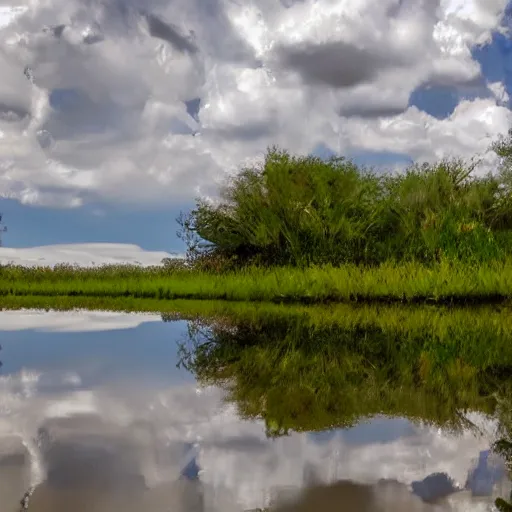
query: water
[{"left": 0, "top": 308, "right": 510, "bottom": 511}]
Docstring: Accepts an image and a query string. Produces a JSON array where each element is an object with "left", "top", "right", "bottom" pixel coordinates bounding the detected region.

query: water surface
[{"left": 0, "top": 308, "right": 510, "bottom": 511}]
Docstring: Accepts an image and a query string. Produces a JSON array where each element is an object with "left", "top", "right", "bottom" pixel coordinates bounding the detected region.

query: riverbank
[
  {"left": 1, "top": 257, "right": 512, "bottom": 305},
  {"left": 2, "top": 296, "right": 512, "bottom": 363}
]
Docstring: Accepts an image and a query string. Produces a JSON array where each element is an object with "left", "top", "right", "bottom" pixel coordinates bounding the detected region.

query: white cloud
[
  {"left": 0, "top": 4, "right": 26, "bottom": 29},
  {"left": 488, "top": 80, "right": 511, "bottom": 105},
  {"left": 0, "top": 242, "right": 182, "bottom": 266},
  {"left": 0, "top": 0, "right": 509, "bottom": 207},
  {"left": 339, "top": 98, "right": 512, "bottom": 167}
]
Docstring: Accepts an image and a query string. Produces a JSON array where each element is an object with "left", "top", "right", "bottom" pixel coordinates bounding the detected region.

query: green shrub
[{"left": 178, "top": 137, "right": 512, "bottom": 270}]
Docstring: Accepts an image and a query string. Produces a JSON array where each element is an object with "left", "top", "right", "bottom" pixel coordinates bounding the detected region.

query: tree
[{"left": 0, "top": 214, "right": 6, "bottom": 247}]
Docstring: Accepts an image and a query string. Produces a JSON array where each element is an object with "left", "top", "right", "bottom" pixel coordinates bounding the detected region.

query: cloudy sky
[{"left": 0, "top": 0, "right": 511, "bottom": 253}]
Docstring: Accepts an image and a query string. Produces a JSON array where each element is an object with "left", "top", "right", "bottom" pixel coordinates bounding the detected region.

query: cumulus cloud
[
  {"left": 336, "top": 98, "right": 512, "bottom": 174},
  {"left": 0, "top": 0, "right": 510, "bottom": 207}
]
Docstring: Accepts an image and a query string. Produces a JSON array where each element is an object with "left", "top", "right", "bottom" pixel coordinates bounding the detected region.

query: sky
[{"left": 0, "top": 0, "right": 511, "bottom": 255}]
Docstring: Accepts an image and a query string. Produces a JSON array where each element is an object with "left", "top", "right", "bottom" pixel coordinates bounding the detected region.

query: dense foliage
[{"left": 178, "top": 131, "right": 512, "bottom": 269}]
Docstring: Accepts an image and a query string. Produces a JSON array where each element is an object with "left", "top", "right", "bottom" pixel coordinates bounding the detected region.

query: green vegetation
[
  {"left": 177, "top": 129, "right": 512, "bottom": 269},
  {"left": 493, "top": 432, "right": 512, "bottom": 508},
  {"left": 4, "top": 130, "right": 512, "bottom": 504},
  {"left": 0, "top": 294, "right": 340, "bottom": 317},
  {"left": 2, "top": 257, "right": 512, "bottom": 304},
  {"left": 2, "top": 131, "right": 512, "bottom": 304},
  {"left": 0, "top": 131, "right": 512, "bottom": 303},
  {"left": 496, "top": 497, "right": 512, "bottom": 512}
]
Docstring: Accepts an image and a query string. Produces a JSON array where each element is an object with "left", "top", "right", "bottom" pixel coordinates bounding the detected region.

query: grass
[
  {"left": 3, "top": 293, "right": 512, "bottom": 329},
  {"left": 2, "top": 257, "right": 512, "bottom": 304},
  {"left": 4, "top": 134, "right": 512, "bottom": 303}
]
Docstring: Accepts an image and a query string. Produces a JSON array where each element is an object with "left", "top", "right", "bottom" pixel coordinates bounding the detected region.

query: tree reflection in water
[{"left": 169, "top": 303, "right": 512, "bottom": 506}]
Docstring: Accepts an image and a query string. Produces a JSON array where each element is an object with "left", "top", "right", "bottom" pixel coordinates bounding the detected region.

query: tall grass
[
  {"left": 2, "top": 258, "right": 512, "bottom": 304},
  {"left": 178, "top": 134, "right": 512, "bottom": 269}
]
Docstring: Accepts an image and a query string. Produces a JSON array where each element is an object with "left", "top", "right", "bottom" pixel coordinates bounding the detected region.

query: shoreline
[{"left": 1, "top": 259, "right": 512, "bottom": 305}]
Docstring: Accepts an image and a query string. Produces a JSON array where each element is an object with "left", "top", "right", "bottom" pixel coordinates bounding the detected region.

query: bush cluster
[{"left": 178, "top": 131, "right": 512, "bottom": 269}]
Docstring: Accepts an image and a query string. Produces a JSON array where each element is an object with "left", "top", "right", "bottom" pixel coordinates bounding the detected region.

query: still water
[{"left": 0, "top": 308, "right": 510, "bottom": 511}]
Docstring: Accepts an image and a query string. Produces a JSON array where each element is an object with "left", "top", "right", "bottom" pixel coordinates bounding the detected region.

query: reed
[{"left": 2, "top": 258, "right": 512, "bottom": 304}]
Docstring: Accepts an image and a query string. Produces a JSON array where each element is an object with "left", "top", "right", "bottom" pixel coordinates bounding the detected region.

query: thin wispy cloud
[{"left": 0, "top": 242, "right": 180, "bottom": 266}]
